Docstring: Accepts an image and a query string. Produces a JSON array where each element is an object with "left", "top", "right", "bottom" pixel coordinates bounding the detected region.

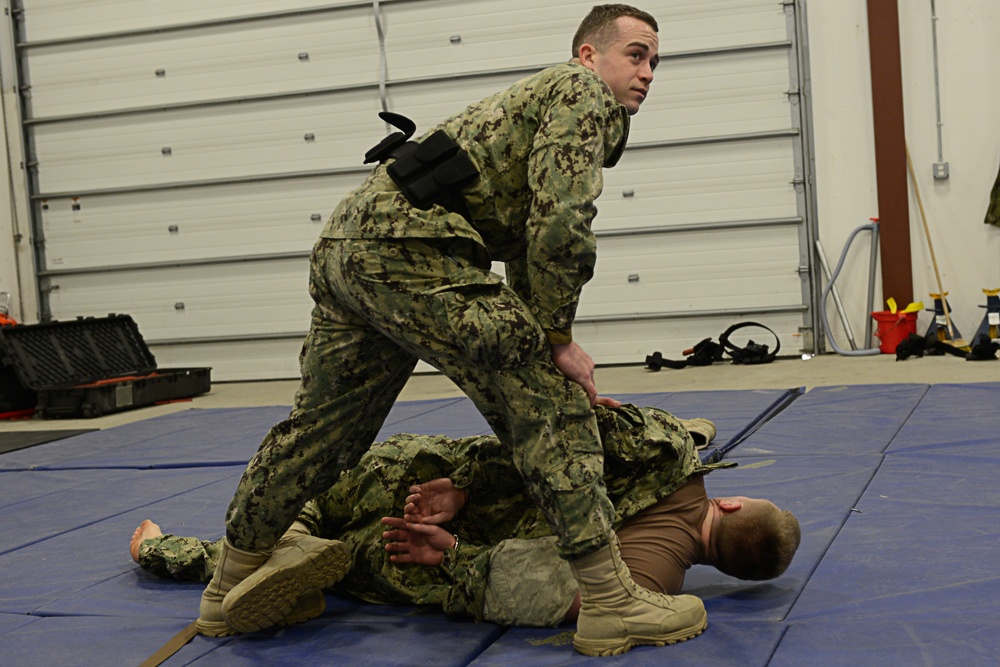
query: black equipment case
[{"left": 0, "top": 314, "right": 211, "bottom": 418}]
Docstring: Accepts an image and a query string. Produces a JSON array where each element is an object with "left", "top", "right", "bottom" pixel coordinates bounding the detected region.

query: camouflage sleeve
[
  {"left": 137, "top": 534, "right": 223, "bottom": 583},
  {"left": 503, "top": 256, "right": 532, "bottom": 303},
  {"left": 595, "top": 404, "right": 735, "bottom": 523},
  {"left": 447, "top": 436, "right": 540, "bottom": 546},
  {"left": 305, "top": 434, "right": 468, "bottom": 538},
  {"left": 525, "top": 71, "right": 628, "bottom": 340},
  {"left": 438, "top": 541, "right": 495, "bottom": 620}
]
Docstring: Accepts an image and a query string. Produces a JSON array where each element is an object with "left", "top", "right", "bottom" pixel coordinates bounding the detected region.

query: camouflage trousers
[
  {"left": 226, "top": 236, "right": 612, "bottom": 558},
  {"left": 138, "top": 532, "right": 576, "bottom": 626}
]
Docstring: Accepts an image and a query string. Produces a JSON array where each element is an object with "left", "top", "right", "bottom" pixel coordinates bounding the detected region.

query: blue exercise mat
[
  {"left": 0, "top": 406, "right": 291, "bottom": 470},
  {"left": 0, "top": 616, "right": 226, "bottom": 666},
  {"left": 0, "top": 468, "right": 122, "bottom": 510},
  {"left": 0, "top": 469, "right": 240, "bottom": 614},
  {"left": 884, "top": 381, "right": 1000, "bottom": 458},
  {"left": 0, "top": 612, "right": 38, "bottom": 636},
  {"left": 187, "top": 615, "right": 504, "bottom": 666},
  {"left": 773, "top": 382, "right": 1000, "bottom": 665},
  {"left": 472, "top": 621, "right": 786, "bottom": 666},
  {"left": 770, "top": 620, "right": 1000, "bottom": 667},
  {"left": 0, "top": 466, "right": 240, "bottom": 558},
  {"left": 787, "top": 451, "right": 1000, "bottom": 624},
  {"left": 381, "top": 396, "right": 492, "bottom": 437},
  {"left": 732, "top": 384, "right": 929, "bottom": 457},
  {"left": 5, "top": 385, "right": 997, "bottom": 665}
]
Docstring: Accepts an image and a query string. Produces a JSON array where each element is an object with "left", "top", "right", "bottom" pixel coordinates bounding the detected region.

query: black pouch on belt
[
  {"left": 387, "top": 130, "right": 479, "bottom": 214},
  {"left": 364, "top": 112, "right": 479, "bottom": 217}
]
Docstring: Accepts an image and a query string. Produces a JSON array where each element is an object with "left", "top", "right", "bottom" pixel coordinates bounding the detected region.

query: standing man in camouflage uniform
[
  {"left": 138, "top": 405, "right": 800, "bottom": 627},
  {"left": 198, "top": 5, "right": 701, "bottom": 655}
]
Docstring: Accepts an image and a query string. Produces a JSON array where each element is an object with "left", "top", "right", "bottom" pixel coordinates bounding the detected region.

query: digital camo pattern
[
  {"left": 143, "top": 405, "right": 732, "bottom": 624},
  {"left": 987, "top": 163, "right": 1000, "bottom": 227},
  {"left": 225, "top": 62, "right": 630, "bottom": 563},
  {"left": 226, "top": 235, "right": 611, "bottom": 559},
  {"left": 322, "top": 61, "right": 630, "bottom": 333},
  {"left": 482, "top": 536, "right": 578, "bottom": 627},
  {"left": 138, "top": 536, "right": 222, "bottom": 583}
]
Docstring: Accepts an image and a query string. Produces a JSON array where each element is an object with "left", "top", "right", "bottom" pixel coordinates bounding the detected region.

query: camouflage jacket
[
  {"left": 321, "top": 62, "right": 630, "bottom": 335},
  {"left": 297, "top": 404, "right": 733, "bottom": 620},
  {"left": 987, "top": 161, "right": 1000, "bottom": 227}
]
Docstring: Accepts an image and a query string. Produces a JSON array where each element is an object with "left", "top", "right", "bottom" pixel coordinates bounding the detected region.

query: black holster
[{"left": 364, "top": 112, "right": 479, "bottom": 218}]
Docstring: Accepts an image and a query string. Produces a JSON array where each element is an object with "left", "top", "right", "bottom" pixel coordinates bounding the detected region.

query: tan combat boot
[
  {"left": 222, "top": 521, "right": 351, "bottom": 633},
  {"left": 680, "top": 417, "right": 717, "bottom": 450},
  {"left": 196, "top": 539, "right": 268, "bottom": 637},
  {"left": 279, "top": 589, "right": 327, "bottom": 627},
  {"left": 569, "top": 533, "right": 707, "bottom": 656}
]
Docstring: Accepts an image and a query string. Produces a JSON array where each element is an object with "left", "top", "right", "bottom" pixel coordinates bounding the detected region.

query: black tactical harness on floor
[
  {"left": 895, "top": 332, "right": 999, "bottom": 361},
  {"left": 364, "top": 111, "right": 479, "bottom": 220},
  {"left": 645, "top": 321, "right": 781, "bottom": 371}
]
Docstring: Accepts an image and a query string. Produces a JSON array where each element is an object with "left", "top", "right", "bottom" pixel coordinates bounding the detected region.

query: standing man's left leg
[{"left": 198, "top": 242, "right": 420, "bottom": 636}]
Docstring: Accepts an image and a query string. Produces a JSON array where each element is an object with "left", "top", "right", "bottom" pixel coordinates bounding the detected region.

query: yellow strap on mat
[{"left": 139, "top": 620, "right": 198, "bottom": 667}]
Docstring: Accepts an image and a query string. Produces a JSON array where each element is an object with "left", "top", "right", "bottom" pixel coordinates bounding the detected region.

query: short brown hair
[
  {"left": 572, "top": 4, "right": 659, "bottom": 58},
  {"left": 714, "top": 503, "right": 801, "bottom": 581}
]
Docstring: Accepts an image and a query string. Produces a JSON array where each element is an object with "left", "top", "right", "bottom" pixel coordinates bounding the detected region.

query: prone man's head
[
  {"left": 712, "top": 497, "right": 801, "bottom": 581},
  {"left": 572, "top": 5, "right": 660, "bottom": 115}
]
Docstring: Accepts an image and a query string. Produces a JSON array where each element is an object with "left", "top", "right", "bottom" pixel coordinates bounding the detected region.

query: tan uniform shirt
[{"left": 616, "top": 475, "right": 709, "bottom": 594}]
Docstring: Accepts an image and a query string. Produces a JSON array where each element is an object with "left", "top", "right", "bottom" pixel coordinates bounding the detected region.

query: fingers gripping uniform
[{"left": 224, "top": 62, "right": 631, "bottom": 564}]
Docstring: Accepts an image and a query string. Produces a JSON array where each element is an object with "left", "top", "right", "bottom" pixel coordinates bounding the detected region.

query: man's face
[{"left": 580, "top": 17, "right": 660, "bottom": 115}]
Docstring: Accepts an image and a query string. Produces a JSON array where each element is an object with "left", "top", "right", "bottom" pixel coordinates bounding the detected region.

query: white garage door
[{"left": 9, "top": 0, "right": 819, "bottom": 380}]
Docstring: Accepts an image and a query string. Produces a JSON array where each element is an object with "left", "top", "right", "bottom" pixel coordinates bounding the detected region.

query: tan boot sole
[
  {"left": 572, "top": 609, "right": 708, "bottom": 657},
  {"left": 195, "top": 617, "right": 238, "bottom": 638},
  {"left": 223, "top": 540, "right": 349, "bottom": 633},
  {"left": 277, "top": 590, "right": 327, "bottom": 627}
]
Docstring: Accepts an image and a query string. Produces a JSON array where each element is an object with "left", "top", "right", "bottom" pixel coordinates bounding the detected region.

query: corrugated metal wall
[{"left": 9, "top": 0, "right": 818, "bottom": 380}]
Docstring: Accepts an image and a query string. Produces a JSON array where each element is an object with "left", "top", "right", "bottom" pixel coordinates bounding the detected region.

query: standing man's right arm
[
  {"left": 551, "top": 342, "right": 620, "bottom": 407},
  {"left": 519, "top": 70, "right": 628, "bottom": 406}
]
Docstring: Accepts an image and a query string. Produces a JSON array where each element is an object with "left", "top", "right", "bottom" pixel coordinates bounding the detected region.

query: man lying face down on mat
[{"left": 131, "top": 404, "right": 801, "bottom": 628}]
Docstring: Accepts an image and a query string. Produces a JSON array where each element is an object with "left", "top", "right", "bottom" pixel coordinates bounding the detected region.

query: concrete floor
[{"left": 1, "top": 352, "right": 995, "bottom": 432}]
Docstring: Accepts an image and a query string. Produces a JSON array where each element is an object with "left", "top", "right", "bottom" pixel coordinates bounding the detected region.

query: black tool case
[{"left": 0, "top": 314, "right": 210, "bottom": 418}]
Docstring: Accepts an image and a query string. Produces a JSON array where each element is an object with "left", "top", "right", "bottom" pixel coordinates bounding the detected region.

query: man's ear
[
  {"left": 717, "top": 499, "right": 743, "bottom": 513},
  {"left": 578, "top": 43, "right": 598, "bottom": 70}
]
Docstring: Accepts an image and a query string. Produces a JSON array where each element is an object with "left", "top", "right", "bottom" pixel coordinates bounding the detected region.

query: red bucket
[{"left": 871, "top": 311, "right": 918, "bottom": 354}]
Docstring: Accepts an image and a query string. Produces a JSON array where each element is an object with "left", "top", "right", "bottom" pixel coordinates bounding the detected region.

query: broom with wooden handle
[{"left": 905, "top": 144, "right": 963, "bottom": 344}]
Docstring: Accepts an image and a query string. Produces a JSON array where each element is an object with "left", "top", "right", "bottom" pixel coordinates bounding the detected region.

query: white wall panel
[
  {"left": 32, "top": 91, "right": 383, "bottom": 192},
  {"left": 629, "top": 48, "right": 793, "bottom": 143},
  {"left": 596, "top": 138, "right": 799, "bottom": 231},
  {"left": 11, "top": 0, "right": 816, "bottom": 380},
  {"left": 25, "top": 10, "right": 379, "bottom": 118},
  {"left": 381, "top": 0, "right": 578, "bottom": 79},
  {"left": 654, "top": 0, "right": 788, "bottom": 52},
  {"left": 32, "top": 74, "right": 534, "bottom": 194},
  {"left": 46, "top": 259, "right": 312, "bottom": 339},
  {"left": 40, "top": 175, "right": 361, "bottom": 270},
  {"left": 579, "top": 226, "right": 803, "bottom": 318},
  {"left": 19, "top": 0, "right": 353, "bottom": 42}
]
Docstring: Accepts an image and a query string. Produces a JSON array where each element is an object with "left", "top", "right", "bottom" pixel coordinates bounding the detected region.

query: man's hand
[
  {"left": 381, "top": 516, "right": 456, "bottom": 566},
  {"left": 404, "top": 478, "right": 467, "bottom": 525},
  {"left": 550, "top": 341, "right": 621, "bottom": 408}
]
